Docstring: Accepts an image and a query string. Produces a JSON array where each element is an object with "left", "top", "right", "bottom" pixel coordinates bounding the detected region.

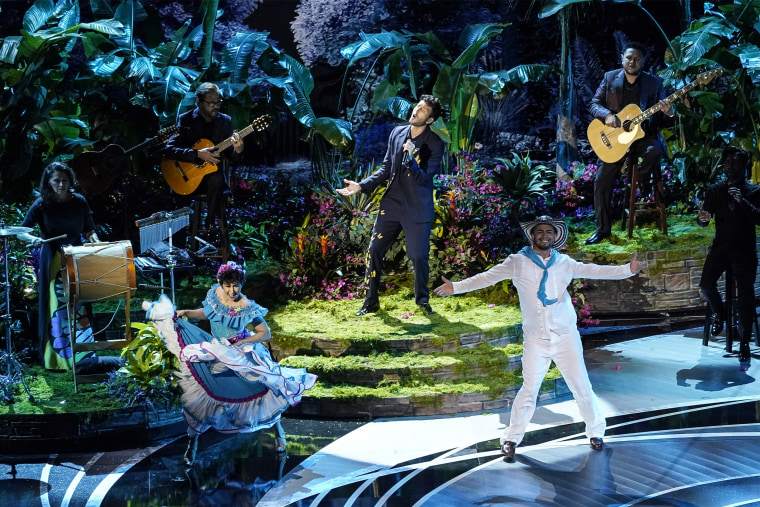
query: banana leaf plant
[
  {"left": 658, "top": 0, "right": 760, "bottom": 185},
  {"left": 85, "top": 0, "right": 214, "bottom": 125},
  {"left": 255, "top": 44, "right": 356, "bottom": 183},
  {"left": 341, "top": 23, "right": 555, "bottom": 171},
  {"left": 0, "top": 0, "right": 125, "bottom": 194},
  {"left": 538, "top": 0, "right": 676, "bottom": 177}
]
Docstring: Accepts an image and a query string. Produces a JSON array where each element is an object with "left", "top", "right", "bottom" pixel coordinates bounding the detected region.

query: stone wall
[{"left": 573, "top": 246, "right": 760, "bottom": 316}]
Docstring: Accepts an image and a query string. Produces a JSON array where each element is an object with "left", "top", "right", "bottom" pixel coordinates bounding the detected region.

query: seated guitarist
[
  {"left": 164, "top": 82, "right": 244, "bottom": 247},
  {"left": 585, "top": 42, "right": 674, "bottom": 245}
]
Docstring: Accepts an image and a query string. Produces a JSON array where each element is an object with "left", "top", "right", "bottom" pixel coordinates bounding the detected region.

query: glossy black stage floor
[
  {"left": 1, "top": 330, "right": 759, "bottom": 506},
  {"left": 279, "top": 399, "right": 760, "bottom": 506}
]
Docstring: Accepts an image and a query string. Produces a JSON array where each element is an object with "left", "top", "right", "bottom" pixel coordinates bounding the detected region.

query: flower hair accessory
[{"left": 216, "top": 261, "right": 246, "bottom": 283}]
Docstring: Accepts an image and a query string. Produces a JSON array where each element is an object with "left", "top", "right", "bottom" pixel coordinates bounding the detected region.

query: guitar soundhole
[{"left": 622, "top": 120, "right": 633, "bottom": 132}]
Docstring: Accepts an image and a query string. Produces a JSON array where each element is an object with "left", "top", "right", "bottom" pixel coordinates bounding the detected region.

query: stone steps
[
  {"left": 280, "top": 346, "right": 523, "bottom": 386},
  {"left": 270, "top": 323, "right": 523, "bottom": 359},
  {"left": 288, "top": 377, "right": 570, "bottom": 419},
  {"left": 275, "top": 325, "right": 572, "bottom": 418}
]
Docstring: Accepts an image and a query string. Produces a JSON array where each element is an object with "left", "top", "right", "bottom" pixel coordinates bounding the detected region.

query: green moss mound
[
  {"left": 566, "top": 214, "right": 714, "bottom": 255},
  {"left": 303, "top": 363, "right": 561, "bottom": 403},
  {"left": 280, "top": 343, "right": 524, "bottom": 385},
  {"left": 0, "top": 365, "right": 122, "bottom": 415},
  {"left": 269, "top": 287, "right": 523, "bottom": 350}
]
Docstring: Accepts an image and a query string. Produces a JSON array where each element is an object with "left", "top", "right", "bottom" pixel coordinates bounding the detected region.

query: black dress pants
[
  {"left": 363, "top": 213, "right": 431, "bottom": 306},
  {"left": 700, "top": 247, "right": 757, "bottom": 343},
  {"left": 593, "top": 136, "right": 662, "bottom": 235}
]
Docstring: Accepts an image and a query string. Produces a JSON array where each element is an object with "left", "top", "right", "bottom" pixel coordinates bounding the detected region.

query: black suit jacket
[
  {"left": 358, "top": 125, "right": 445, "bottom": 223},
  {"left": 590, "top": 69, "right": 671, "bottom": 150}
]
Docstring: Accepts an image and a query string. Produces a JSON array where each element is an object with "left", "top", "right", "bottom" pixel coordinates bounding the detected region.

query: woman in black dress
[{"left": 21, "top": 161, "right": 99, "bottom": 370}]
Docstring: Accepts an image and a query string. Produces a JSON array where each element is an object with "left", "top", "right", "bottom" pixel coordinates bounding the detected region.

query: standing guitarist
[
  {"left": 585, "top": 42, "right": 673, "bottom": 245},
  {"left": 164, "top": 82, "right": 244, "bottom": 247}
]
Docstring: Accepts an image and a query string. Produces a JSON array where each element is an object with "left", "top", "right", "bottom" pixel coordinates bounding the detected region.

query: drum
[{"left": 62, "top": 241, "right": 136, "bottom": 303}]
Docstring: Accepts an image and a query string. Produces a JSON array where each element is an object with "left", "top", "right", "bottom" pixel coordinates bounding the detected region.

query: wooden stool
[
  {"left": 621, "top": 158, "right": 668, "bottom": 238},
  {"left": 189, "top": 194, "right": 230, "bottom": 263},
  {"left": 702, "top": 264, "right": 760, "bottom": 350}
]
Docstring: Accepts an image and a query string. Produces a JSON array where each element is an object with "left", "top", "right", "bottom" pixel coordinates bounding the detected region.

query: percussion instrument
[
  {"left": 61, "top": 241, "right": 136, "bottom": 304},
  {"left": 135, "top": 207, "right": 191, "bottom": 253},
  {"left": 0, "top": 225, "right": 32, "bottom": 237}
]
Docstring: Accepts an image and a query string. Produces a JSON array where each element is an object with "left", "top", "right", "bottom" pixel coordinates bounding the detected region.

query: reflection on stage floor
[{"left": 2, "top": 329, "right": 759, "bottom": 506}]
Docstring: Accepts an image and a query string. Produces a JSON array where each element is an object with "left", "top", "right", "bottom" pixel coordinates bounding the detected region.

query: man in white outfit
[{"left": 434, "top": 216, "right": 641, "bottom": 461}]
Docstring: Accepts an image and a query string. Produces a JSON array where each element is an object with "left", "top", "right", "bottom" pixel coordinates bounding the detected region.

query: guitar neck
[
  {"left": 214, "top": 123, "right": 258, "bottom": 152},
  {"left": 123, "top": 128, "right": 176, "bottom": 157},
  {"left": 633, "top": 80, "right": 701, "bottom": 125}
]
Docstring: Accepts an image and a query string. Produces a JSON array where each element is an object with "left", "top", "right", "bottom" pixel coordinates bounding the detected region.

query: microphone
[{"left": 402, "top": 139, "right": 414, "bottom": 166}]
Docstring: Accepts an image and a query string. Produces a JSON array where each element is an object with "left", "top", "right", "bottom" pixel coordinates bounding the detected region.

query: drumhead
[{"left": 61, "top": 241, "right": 136, "bottom": 303}]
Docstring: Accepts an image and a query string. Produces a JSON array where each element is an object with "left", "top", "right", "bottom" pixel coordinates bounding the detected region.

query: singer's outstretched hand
[{"left": 337, "top": 179, "right": 361, "bottom": 196}]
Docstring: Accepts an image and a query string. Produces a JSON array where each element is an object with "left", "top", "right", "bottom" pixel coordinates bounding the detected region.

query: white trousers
[{"left": 502, "top": 332, "right": 606, "bottom": 445}]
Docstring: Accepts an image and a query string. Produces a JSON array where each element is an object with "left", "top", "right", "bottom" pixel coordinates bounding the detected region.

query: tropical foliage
[
  {"left": 0, "top": 0, "right": 353, "bottom": 197},
  {"left": 659, "top": 0, "right": 760, "bottom": 184},
  {"left": 339, "top": 24, "right": 556, "bottom": 173},
  {"left": 107, "top": 322, "right": 181, "bottom": 408},
  {"left": 2, "top": 0, "right": 759, "bottom": 414}
]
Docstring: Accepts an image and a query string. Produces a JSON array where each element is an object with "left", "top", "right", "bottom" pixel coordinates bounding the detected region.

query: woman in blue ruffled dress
[{"left": 153, "top": 261, "right": 316, "bottom": 465}]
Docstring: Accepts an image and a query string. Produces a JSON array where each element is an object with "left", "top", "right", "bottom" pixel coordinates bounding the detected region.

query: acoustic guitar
[
  {"left": 71, "top": 126, "right": 180, "bottom": 195},
  {"left": 160, "top": 115, "right": 272, "bottom": 195},
  {"left": 587, "top": 69, "right": 722, "bottom": 164}
]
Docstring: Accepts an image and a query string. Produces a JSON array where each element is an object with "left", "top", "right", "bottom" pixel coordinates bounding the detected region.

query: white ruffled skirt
[{"left": 150, "top": 310, "right": 316, "bottom": 435}]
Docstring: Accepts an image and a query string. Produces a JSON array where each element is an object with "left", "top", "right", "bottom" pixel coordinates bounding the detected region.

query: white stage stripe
[
  {"left": 61, "top": 452, "right": 103, "bottom": 507},
  {"left": 40, "top": 454, "right": 57, "bottom": 507},
  {"left": 85, "top": 439, "right": 178, "bottom": 507}
]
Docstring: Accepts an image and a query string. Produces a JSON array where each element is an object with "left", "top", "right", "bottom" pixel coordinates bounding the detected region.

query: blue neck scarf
[{"left": 519, "top": 246, "right": 558, "bottom": 306}]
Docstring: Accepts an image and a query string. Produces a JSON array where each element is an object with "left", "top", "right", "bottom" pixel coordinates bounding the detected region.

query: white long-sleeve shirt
[{"left": 452, "top": 252, "right": 634, "bottom": 340}]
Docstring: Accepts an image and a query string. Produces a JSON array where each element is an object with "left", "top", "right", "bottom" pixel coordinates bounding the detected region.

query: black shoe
[
  {"left": 500, "top": 441, "right": 516, "bottom": 462},
  {"left": 710, "top": 313, "right": 724, "bottom": 336},
  {"left": 355, "top": 302, "right": 379, "bottom": 317},
  {"left": 418, "top": 302, "right": 434, "bottom": 315},
  {"left": 590, "top": 437, "right": 604, "bottom": 451},
  {"left": 584, "top": 231, "right": 610, "bottom": 245},
  {"left": 739, "top": 342, "right": 751, "bottom": 362}
]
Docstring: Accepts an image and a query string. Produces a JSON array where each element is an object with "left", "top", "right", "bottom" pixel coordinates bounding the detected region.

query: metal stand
[
  {"left": 0, "top": 223, "right": 34, "bottom": 403},
  {"left": 168, "top": 225, "right": 177, "bottom": 305}
]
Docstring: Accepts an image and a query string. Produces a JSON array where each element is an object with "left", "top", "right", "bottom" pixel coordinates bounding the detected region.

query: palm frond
[
  {"left": 221, "top": 31, "right": 270, "bottom": 84},
  {"left": 23, "top": 0, "right": 57, "bottom": 34},
  {"left": 88, "top": 51, "right": 124, "bottom": 76},
  {"left": 452, "top": 23, "right": 506, "bottom": 70}
]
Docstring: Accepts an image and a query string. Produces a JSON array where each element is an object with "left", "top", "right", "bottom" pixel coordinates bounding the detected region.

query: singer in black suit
[
  {"left": 338, "top": 95, "right": 445, "bottom": 316},
  {"left": 697, "top": 147, "right": 760, "bottom": 367}
]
